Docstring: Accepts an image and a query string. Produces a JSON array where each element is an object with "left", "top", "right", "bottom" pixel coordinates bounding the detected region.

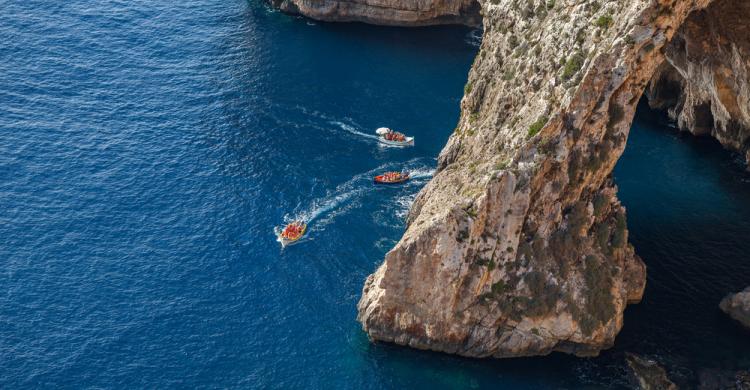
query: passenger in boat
[
  {"left": 283, "top": 222, "right": 302, "bottom": 238},
  {"left": 384, "top": 130, "right": 405, "bottom": 142}
]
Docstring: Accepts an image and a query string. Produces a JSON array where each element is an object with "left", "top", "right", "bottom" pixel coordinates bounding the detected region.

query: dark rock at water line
[
  {"left": 698, "top": 369, "right": 750, "bottom": 390},
  {"left": 625, "top": 353, "right": 678, "bottom": 390}
]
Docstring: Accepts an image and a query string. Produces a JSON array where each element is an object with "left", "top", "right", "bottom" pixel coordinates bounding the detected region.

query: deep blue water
[{"left": 1, "top": 0, "right": 748, "bottom": 388}]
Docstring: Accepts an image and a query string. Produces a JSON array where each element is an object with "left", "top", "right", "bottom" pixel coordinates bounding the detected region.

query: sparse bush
[
  {"left": 491, "top": 280, "right": 506, "bottom": 295},
  {"left": 612, "top": 210, "right": 627, "bottom": 248},
  {"left": 562, "top": 52, "right": 585, "bottom": 80},
  {"left": 527, "top": 115, "right": 548, "bottom": 138},
  {"left": 595, "top": 14, "right": 613, "bottom": 29},
  {"left": 508, "top": 34, "right": 519, "bottom": 49},
  {"left": 595, "top": 223, "right": 611, "bottom": 253},
  {"left": 580, "top": 254, "right": 616, "bottom": 335},
  {"left": 592, "top": 193, "right": 609, "bottom": 217}
]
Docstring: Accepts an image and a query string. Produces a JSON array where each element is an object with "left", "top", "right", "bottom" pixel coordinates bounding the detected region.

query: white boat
[{"left": 376, "top": 127, "right": 414, "bottom": 147}]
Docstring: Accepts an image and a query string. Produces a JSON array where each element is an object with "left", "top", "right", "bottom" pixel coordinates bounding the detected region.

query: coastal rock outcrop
[
  {"left": 720, "top": 287, "right": 750, "bottom": 329},
  {"left": 698, "top": 369, "right": 750, "bottom": 390},
  {"left": 267, "top": 0, "right": 481, "bottom": 26},
  {"left": 647, "top": 0, "right": 750, "bottom": 164},
  {"left": 626, "top": 353, "right": 678, "bottom": 390},
  {"left": 260, "top": 0, "right": 750, "bottom": 359},
  {"left": 356, "top": 0, "right": 730, "bottom": 358}
]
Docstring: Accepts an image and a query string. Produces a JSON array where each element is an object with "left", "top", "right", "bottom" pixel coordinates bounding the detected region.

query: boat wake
[
  {"left": 329, "top": 120, "right": 381, "bottom": 142},
  {"left": 276, "top": 159, "right": 435, "bottom": 242},
  {"left": 406, "top": 167, "right": 435, "bottom": 180},
  {"left": 280, "top": 104, "right": 413, "bottom": 147}
]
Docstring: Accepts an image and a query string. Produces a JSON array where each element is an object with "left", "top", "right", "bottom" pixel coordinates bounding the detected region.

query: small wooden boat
[
  {"left": 278, "top": 221, "right": 307, "bottom": 246},
  {"left": 374, "top": 171, "right": 410, "bottom": 185},
  {"left": 376, "top": 127, "right": 414, "bottom": 147}
]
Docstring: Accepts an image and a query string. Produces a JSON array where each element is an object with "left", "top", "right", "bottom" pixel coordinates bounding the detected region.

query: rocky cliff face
[
  {"left": 266, "top": 0, "right": 749, "bottom": 359},
  {"left": 268, "top": 0, "right": 481, "bottom": 26},
  {"left": 647, "top": 0, "right": 750, "bottom": 164},
  {"left": 356, "top": 0, "right": 724, "bottom": 358}
]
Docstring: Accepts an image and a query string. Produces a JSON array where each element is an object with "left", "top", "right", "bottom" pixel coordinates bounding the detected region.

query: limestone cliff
[
  {"left": 647, "top": 0, "right": 750, "bottom": 164},
  {"left": 266, "top": 0, "right": 750, "bottom": 358},
  {"left": 357, "top": 0, "right": 721, "bottom": 358},
  {"left": 268, "top": 0, "right": 481, "bottom": 26}
]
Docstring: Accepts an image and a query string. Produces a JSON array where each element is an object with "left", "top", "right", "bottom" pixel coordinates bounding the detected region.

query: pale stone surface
[
  {"left": 720, "top": 287, "right": 750, "bottom": 329},
  {"left": 268, "top": 0, "right": 481, "bottom": 26}
]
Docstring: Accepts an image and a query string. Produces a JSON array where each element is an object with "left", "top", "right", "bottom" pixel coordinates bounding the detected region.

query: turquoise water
[{"left": 1, "top": 0, "right": 748, "bottom": 387}]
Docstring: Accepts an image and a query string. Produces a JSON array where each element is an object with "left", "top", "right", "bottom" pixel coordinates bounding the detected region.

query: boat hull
[
  {"left": 378, "top": 137, "right": 414, "bottom": 147},
  {"left": 374, "top": 176, "right": 410, "bottom": 185}
]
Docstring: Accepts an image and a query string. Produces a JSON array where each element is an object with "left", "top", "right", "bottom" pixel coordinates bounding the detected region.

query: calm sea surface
[{"left": 1, "top": 0, "right": 748, "bottom": 387}]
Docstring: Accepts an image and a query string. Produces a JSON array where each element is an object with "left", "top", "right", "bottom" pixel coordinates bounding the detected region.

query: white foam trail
[
  {"left": 465, "top": 28, "right": 483, "bottom": 48},
  {"left": 329, "top": 120, "right": 380, "bottom": 142},
  {"left": 302, "top": 187, "right": 364, "bottom": 223},
  {"left": 395, "top": 193, "right": 418, "bottom": 220},
  {"left": 286, "top": 164, "right": 388, "bottom": 226},
  {"left": 276, "top": 158, "right": 436, "bottom": 240},
  {"left": 285, "top": 105, "right": 392, "bottom": 144},
  {"left": 406, "top": 168, "right": 435, "bottom": 180}
]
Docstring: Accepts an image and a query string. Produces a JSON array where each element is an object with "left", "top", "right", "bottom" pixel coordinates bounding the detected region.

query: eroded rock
[
  {"left": 647, "top": 0, "right": 750, "bottom": 165},
  {"left": 720, "top": 287, "right": 750, "bottom": 329},
  {"left": 698, "top": 369, "right": 750, "bottom": 390},
  {"left": 626, "top": 353, "right": 678, "bottom": 390},
  {"left": 267, "top": 0, "right": 481, "bottom": 27}
]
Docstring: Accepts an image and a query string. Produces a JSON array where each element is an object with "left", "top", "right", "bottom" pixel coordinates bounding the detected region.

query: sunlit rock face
[
  {"left": 267, "top": 0, "right": 481, "bottom": 27},
  {"left": 647, "top": 0, "right": 750, "bottom": 164},
  {"left": 720, "top": 287, "right": 750, "bottom": 329},
  {"left": 265, "top": 0, "right": 749, "bottom": 359},
  {"left": 356, "top": 0, "right": 729, "bottom": 358}
]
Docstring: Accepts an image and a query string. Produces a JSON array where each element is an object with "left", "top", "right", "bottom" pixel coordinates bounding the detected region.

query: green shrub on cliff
[
  {"left": 527, "top": 115, "right": 548, "bottom": 139},
  {"left": 495, "top": 159, "right": 509, "bottom": 170},
  {"left": 612, "top": 210, "right": 627, "bottom": 248},
  {"left": 561, "top": 52, "right": 585, "bottom": 80},
  {"left": 595, "top": 14, "right": 613, "bottom": 29},
  {"left": 581, "top": 255, "right": 616, "bottom": 335}
]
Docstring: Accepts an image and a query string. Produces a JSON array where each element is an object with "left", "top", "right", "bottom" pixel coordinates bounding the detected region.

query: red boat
[{"left": 374, "top": 171, "right": 410, "bottom": 185}]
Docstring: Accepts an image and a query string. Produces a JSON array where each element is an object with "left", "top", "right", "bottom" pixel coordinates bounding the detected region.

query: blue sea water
[{"left": 1, "top": 0, "right": 748, "bottom": 388}]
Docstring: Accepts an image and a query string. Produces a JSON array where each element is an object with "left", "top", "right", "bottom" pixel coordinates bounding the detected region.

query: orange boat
[
  {"left": 374, "top": 171, "right": 410, "bottom": 185},
  {"left": 278, "top": 221, "right": 306, "bottom": 246}
]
